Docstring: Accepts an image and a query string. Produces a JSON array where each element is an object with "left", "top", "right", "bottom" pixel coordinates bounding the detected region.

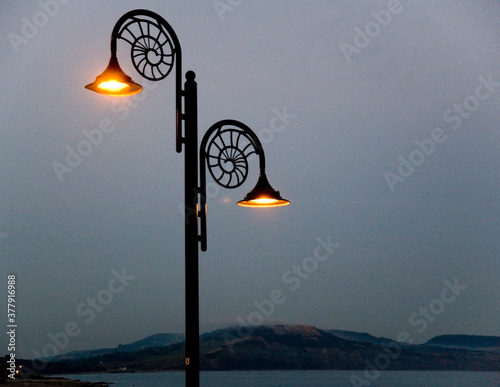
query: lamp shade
[
  {"left": 237, "top": 174, "right": 290, "bottom": 207},
  {"left": 85, "top": 56, "right": 143, "bottom": 96}
]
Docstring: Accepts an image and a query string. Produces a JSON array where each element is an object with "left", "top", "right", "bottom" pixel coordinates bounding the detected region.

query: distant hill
[
  {"left": 200, "top": 325, "right": 500, "bottom": 371},
  {"left": 46, "top": 333, "right": 184, "bottom": 362},
  {"left": 327, "top": 329, "right": 405, "bottom": 347},
  {"left": 426, "top": 334, "right": 500, "bottom": 353},
  {"left": 22, "top": 325, "right": 500, "bottom": 374},
  {"left": 115, "top": 333, "right": 185, "bottom": 353}
]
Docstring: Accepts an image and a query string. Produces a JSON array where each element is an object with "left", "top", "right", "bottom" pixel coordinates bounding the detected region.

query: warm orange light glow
[
  {"left": 85, "top": 56, "right": 143, "bottom": 97},
  {"left": 237, "top": 197, "right": 291, "bottom": 208},
  {"left": 97, "top": 80, "right": 130, "bottom": 92},
  {"left": 237, "top": 174, "right": 290, "bottom": 208},
  {"left": 251, "top": 198, "right": 278, "bottom": 204}
]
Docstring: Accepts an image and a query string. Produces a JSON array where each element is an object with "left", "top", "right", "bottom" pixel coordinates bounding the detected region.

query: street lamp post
[{"left": 85, "top": 9, "right": 289, "bottom": 387}]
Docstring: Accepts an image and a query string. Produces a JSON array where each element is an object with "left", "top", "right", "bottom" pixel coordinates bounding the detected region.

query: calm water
[{"left": 58, "top": 371, "right": 500, "bottom": 386}]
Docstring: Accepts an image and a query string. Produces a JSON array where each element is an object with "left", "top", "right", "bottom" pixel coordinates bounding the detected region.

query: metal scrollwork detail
[
  {"left": 205, "top": 127, "right": 258, "bottom": 189},
  {"left": 117, "top": 16, "right": 175, "bottom": 81}
]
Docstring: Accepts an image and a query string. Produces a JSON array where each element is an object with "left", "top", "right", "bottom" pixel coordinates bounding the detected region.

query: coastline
[{"left": 5, "top": 376, "right": 111, "bottom": 386}]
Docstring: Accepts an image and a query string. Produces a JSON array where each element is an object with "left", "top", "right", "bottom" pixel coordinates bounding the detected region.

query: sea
[{"left": 57, "top": 371, "right": 500, "bottom": 386}]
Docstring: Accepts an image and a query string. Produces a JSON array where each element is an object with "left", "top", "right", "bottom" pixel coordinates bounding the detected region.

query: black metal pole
[{"left": 183, "top": 70, "right": 200, "bottom": 387}]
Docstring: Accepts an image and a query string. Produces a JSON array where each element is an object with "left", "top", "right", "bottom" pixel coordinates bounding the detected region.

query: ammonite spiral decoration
[
  {"left": 117, "top": 16, "right": 175, "bottom": 81},
  {"left": 204, "top": 126, "right": 259, "bottom": 189}
]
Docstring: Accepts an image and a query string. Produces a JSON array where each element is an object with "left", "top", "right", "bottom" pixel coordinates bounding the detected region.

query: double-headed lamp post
[{"left": 84, "top": 9, "right": 289, "bottom": 387}]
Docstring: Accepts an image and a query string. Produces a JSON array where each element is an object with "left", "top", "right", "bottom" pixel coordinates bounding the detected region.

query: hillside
[
  {"left": 23, "top": 325, "right": 500, "bottom": 374},
  {"left": 327, "top": 329, "right": 402, "bottom": 347},
  {"left": 200, "top": 325, "right": 500, "bottom": 371},
  {"left": 46, "top": 333, "right": 185, "bottom": 362},
  {"left": 425, "top": 334, "right": 500, "bottom": 353}
]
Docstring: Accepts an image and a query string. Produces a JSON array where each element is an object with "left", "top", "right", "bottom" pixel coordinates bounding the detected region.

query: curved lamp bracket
[
  {"left": 198, "top": 120, "right": 266, "bottom": 251},
  {"left": 200, "top": 120, "right": 265, "bottom": 188},
  {"left": 110, "top": 9, "right": 184, "bottom": 152}
]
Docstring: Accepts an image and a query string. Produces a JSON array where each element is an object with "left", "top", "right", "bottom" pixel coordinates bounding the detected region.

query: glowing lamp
[
  {"left": 85, "top": 56, "right": 142, "bottom": 96},
  {"left": 237, "top": 174, "right": 290, "bottom": 207}
]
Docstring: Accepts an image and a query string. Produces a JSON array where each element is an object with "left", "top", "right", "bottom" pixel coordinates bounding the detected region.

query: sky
[{"left": 0, "top": 0, "right": 499, "bottom": 360}]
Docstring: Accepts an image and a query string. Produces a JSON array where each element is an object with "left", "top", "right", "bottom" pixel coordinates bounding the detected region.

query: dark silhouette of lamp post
[{"left": 85, "top": 9, "right": 289, "bottom": 387}]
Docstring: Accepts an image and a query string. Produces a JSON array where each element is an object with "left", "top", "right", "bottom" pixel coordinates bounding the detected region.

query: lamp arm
[
  {"left": 198, "top": 120, "right": 266, "bottom": 251},
  {"left": 108, "top": 9, "right": 185, "bottom": 152}
]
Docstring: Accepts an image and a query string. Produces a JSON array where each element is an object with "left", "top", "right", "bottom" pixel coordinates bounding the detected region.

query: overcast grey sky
[{"left": 1, "top": 0, "right": 499, "bottom": 359}]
